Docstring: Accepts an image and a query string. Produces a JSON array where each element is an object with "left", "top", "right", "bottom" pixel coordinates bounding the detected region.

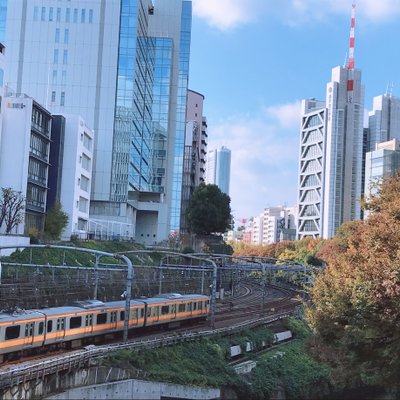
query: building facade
[
  {"left": 0, "top": 95, "right": 52, "bottom": 234},
  {"left": 180, "top": 89, "right": 207, "bottom": 234},
  {"left": 4, "top": 0, "right": 192, "bottom": 245},
  {"left": 297, "top": 99, "right": 326, "bottom": 239},
  {"left": 205, "top": 146, "right": 231, "bottom": 196}
]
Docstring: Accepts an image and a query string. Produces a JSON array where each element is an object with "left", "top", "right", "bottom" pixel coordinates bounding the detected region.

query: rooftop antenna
[{"left": 346, "top": 3, "right": 356, "bottom": 103}]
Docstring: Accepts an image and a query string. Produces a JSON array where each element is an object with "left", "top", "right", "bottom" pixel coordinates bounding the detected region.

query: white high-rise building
[
  {"left": 205, "top": 146, "right": 231, "bottom": 195},
  {"left": 297, "top": 6, "right": 365, "bottom": 239},
  {"left": 297, "top": 99, "right": 326, "bottom": 239},
  {"left": 367, "top": 94, "right": 400, "bottom": 152},
  {"left": 4, "top": 0, "right": 193, "bottom": 244}
]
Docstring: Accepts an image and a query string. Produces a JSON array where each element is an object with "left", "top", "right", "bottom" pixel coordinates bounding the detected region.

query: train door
[
  {"left": 55, "top": 317, "right": 66, "bottom": 341},
  {"left": 23, "top": 322, "right": 35, "bottom": 347},
  {"left": 110, "top": 311, "right": 118, "bottom": 330},
  {"left": 84, "top": 314, "right": 93, "bottom": 335},
  {"left": 170, "top": 304, "right": 176, "bottom": 320}
]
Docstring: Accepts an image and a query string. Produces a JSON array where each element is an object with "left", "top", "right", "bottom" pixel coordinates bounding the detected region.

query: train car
[
  {"left": 0, "top": 310, "right": 46, "bottom": 362},
  {"left": 143, "top": 293, "right": 210, "bottom": 328},
  {"left": 0, "top": 293, "right": 210, "bottom": 361}
]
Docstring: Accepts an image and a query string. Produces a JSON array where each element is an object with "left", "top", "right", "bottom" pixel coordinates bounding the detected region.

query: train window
[
  {"left": 47, "top": 320, "right": 53, "bottom": 332},
  {"left": 39, "top": 322, "right": 44, "bottom": 335},
  {"left": 161, "top": 305, "right": 169, "bottom": 315},
  {"left": 5, "top": 325, "right": 20, "bottom": 340},
  {"left": 178, "top": 304, "right": 185, "bottom": 313},
  {"left": 85, "top": 314, "right": 93, "bottom": 326},
  {"left": 193, "top": 302, "right": 197, "bottom": 311},
  {"left": 96, "top": 313, "right": 107, "bottom": 325},
  {"left": 70, "top": 316, "right": 82, "bottom": 329},
  {"left": 56, "top": 318, "right": 65, "bottom": 331},
  {"left": 120, "top": 311, "right": 125, "bottom": 321}
]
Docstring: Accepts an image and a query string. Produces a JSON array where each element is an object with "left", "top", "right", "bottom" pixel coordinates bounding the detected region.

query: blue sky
[{"left": 188, "top": 0, "right": 400, "bottom": 225}]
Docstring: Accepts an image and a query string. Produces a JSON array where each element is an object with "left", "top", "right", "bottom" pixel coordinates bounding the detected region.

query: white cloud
[
  {"left": 207, "top": 107, "right": 300, "bottom": 221},
  {"left": 192, "top": 0, "right": 400, "bottom": 31},
  {"left": 192, "top": 0, "right": 265, "bottom": 31},
  {"left": 264, "top": 101, "right": 302, "bottom": 129}
]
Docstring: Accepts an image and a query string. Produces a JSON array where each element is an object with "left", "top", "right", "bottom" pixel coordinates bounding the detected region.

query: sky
[{"left": 187, "top": 0, "right": 400, "bottom": 225}]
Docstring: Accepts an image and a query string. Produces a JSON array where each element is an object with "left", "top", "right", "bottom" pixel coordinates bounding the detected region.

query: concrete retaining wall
[{"left": 47, "top": 379, "right": 220, "bottom": 400}]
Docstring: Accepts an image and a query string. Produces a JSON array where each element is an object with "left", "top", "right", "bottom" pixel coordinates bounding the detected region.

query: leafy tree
[
  {"left": 0, "top": 187, "right": 25, "bottom": 234},
  {"left": 187, "top": 183, "right": 232, "bottom": 235},
  {"left": 306, "top": 174, "right": 400, "bottom": 388},
  {"left": 44, "top": 201, "right": 69, "bottom": 240}
]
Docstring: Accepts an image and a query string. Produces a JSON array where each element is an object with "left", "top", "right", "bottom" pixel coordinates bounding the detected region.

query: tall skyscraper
[
  {"left": 205, "top": 146, "right": 231, "bottom": 196},
  {"left": 297, "top": 5, "right": 365, "bottom": 239},
  {"left": 4, "top": 0, "right": 192, "bottom": 244},
  {"left": 367, "top": 94, "right": 400, "bottom": 152}
]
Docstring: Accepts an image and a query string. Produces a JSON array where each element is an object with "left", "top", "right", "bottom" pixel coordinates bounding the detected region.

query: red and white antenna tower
[{"left": 347, "top": 4, "right": 356, "bottom": 101}]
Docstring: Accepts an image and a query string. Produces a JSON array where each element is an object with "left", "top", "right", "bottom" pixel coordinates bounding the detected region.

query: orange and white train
[{"left": 0, "top": 293, "right": 210, "bottom": 362}]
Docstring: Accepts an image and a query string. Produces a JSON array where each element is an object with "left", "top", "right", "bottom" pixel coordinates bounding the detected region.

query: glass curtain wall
[
  {"left": 151, "top": 37, "right": 172, "bottom": 193},
  {"left": 169, "top": 1, "right": 192, "bottom": 232},
  {"left": 111, "top": 0, "right": 155, "bottom": 202},
  {"left": 0, "top": 0, "right": 7, "bottom": 42}
]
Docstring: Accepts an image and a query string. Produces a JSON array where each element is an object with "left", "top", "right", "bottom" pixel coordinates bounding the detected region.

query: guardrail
[{"left": 0, "top": 311, "right": 293, "bottom": 390}]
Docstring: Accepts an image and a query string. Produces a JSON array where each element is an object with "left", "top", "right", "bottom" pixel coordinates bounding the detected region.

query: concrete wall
[
  {"left": 47, "top": 379, "right": 220, "bottom": 400},
  {"left": 0, "top": 235, "right": 30, "bottom": 256}
]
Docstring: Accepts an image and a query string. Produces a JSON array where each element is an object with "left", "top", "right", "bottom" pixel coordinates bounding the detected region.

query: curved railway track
[{"left": 0, "top": 280, "right": 301, "bottom": 372}]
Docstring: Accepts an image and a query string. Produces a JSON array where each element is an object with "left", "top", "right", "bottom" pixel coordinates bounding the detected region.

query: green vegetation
[
  {"left": 187, "top": 183, "right": 232, "bottom": 235},
  {"left": 44, "top": 201, "right": 69, "bottom": 240},
  {"left": 102, "top": 321, "right": 335, "bottom": 399}
]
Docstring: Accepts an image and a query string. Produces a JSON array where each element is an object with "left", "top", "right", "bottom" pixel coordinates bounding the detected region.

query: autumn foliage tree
[{"left": 306, "top": 174, "right": 400, "bottom": 388}]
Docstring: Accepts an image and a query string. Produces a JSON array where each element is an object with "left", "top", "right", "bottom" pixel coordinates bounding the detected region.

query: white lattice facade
[{"left": 297, "top": 100, "right": 326, "bottom": 239}]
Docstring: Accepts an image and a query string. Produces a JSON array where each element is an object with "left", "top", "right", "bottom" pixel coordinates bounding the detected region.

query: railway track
[{"left": 0, "top": 281, "right": 301, "bottom": 372}]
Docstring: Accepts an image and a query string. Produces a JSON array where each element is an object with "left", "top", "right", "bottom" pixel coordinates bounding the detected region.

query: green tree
[
  {"left": 306, "top": 174, "right": 400, "bottom": 389},
  {"left": 44, "top": 201, "right": 69, "bottom": 240},
  {"left": 187, "top": 183, "right": 232, "bottom": 235},
  {"left": 0, "top": 187, "right": 25, "bottom": 234}
]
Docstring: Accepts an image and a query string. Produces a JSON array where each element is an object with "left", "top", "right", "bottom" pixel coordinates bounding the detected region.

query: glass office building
[{"left": 4, "top": 0, "right": 192, "bottom": 244}]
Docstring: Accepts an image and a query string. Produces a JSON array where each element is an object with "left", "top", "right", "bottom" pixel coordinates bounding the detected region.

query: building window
[
  {"left": 81, "top": 9, "right": 86, "bottom": 23},
  {"left": 63, "top": 49, "right": 68, "bottom": 64},
  {"left": 55, "top": 28, "right": 60, "bottom": 43},
  {"left": 61, "top": 70, "right": 66, "bottom": 84},
  {"left": 33, "top": 6, "right": 38, "bottom": 21},
  {"left": 64, "top": 29, "right": 69, "bottom": 44},
  {"left": 53, "top": 49, "right": 58, "bottom": 64},
  {"left": 83, "top": 133, "right": 92, "bottom": 151},
  {"left": 41, "top": 7, "right": 46, "bottom": 21},
  {"left": 56, "top": 8, "right": 61, "bottom": 22},
  {"left": 65, "top": 8, "right": 70, "bottom": 22},
  {"left": 60, "top": 91, "right": 65, "bottom": 106},
  {"left": 81, "top": 154, "right": 91, "bottom": 171},
  {"left": 79, "top": 197, "right": 88, "bottom": 213},
  {"left": 89, "top": 9, "right": 93, "bottom": 23},
  {"left": 73, "top": 8, "right": 78, "bottom": 23},
  {"left": 49, "top": 7, "right": 53, "bottom": 21},
  {"left": 51, "top": 91, "right": 56, "bottom": 103},
  {"left": 80, "top": 176, "right": 90, "bottom": 192}
]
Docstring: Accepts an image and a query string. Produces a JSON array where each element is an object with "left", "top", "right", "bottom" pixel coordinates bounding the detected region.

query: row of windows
[
  {"left": 7, "top": 301, "right": 208, "bottom": 339},
  {"left": 30, "top": 134, "right": 49, "bottom": 159},
  {"left": 33, "top": 6, "right": 93, "bottom": 24},
  {"left": 51, "top": 90, "right": 66, "bottom": 106},
  {"left": 52, "top": 70, "right": 67, "bottom": 85},
  {"left": 53, "top": 49, "right": 68, "bottom": 65},
  {"left": 55, "top": 28, "right": 69, "bottom": 44}
]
